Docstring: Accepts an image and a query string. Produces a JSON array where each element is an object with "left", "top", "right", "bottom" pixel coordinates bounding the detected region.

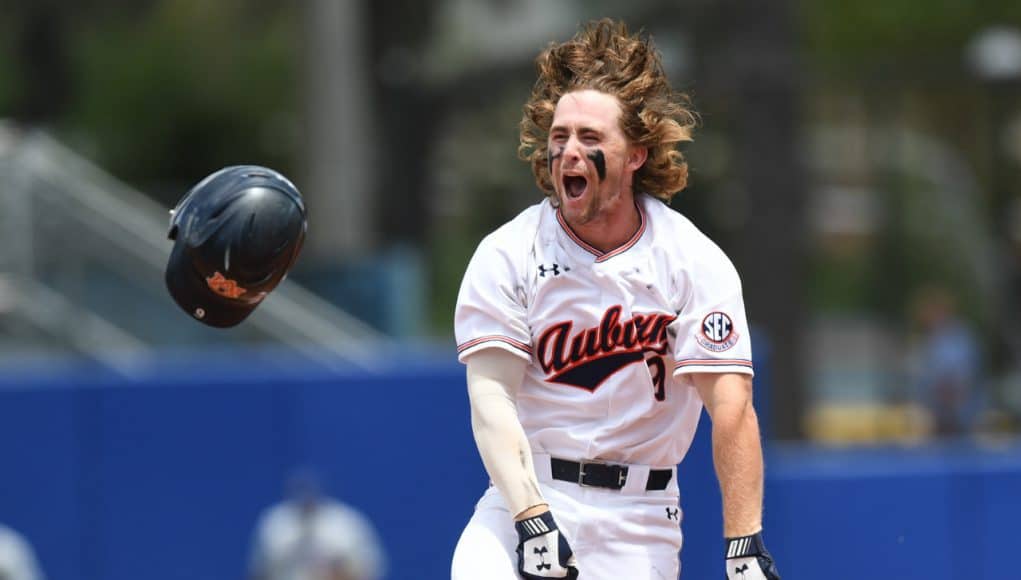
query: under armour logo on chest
[
  {"left": 666, "top": 507, "right": 679, "bottom": 520},
  {"left": 533, "top": 546, "right": 551, "bottom": 571},
  {"left": 735, "top": 563, "right": 749, "bottom": 577},
  {"left": 538, "top": 263, "right": 569, "bottom": 277}
]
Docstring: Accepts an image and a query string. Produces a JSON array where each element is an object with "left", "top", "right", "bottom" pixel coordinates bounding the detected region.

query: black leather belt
[{"left": 550, "top": 457, "right": 673, "bottom": 491}]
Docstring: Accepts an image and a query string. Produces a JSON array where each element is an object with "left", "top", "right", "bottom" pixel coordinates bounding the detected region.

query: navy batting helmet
[{"left": 165, "top": 165, "right": 307, "bottom": 327}]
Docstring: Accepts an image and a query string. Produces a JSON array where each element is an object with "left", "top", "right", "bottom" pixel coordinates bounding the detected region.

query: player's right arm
[
  {"left": 455, "top": 225, "right": 546, "bottom": 519},
  {"left": 455, "top": 221, "right": 577, "bottom": 579},
  {"left": 465, "top": 348, "right": 546, "bottom": 519},
  {"left": 466, "top": 348, "right": 578, "bottom": 579}
]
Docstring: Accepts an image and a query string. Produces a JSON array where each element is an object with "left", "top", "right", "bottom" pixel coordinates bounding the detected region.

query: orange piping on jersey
[
  {"left": 457, "top": 335, "right": 533, "bottom": 356},
  {"left": 554, "top": 201, "right": 647, "bottom": 262},
  {"left": 595, "top": 202, "right": 647, "bottom": 263},
  {"left": 674, "top": 359, "right": 753, "bottom": 369}
]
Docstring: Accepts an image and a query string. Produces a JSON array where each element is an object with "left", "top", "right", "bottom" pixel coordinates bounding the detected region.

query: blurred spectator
[
  {"left": 0, "top": 523, "right": 44, "bottom": 580},
  {"left": 248, "top": 470, "right": 385, "bottom": 580},
  {"left": 909, "top": 286, "right": 983, "bottom": 436}
]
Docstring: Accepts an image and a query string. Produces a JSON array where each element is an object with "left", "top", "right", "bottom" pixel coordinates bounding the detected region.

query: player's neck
[{"left": 565, "top": 195, "right": 641, "bottom": 254}]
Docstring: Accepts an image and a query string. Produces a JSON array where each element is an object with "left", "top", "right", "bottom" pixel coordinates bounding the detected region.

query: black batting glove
[
  {"left": 515, "top": 511, "right": 579, "bottom": 579},
  {"left": 725, "top": 531, "right": 781, "bottom": 579}
]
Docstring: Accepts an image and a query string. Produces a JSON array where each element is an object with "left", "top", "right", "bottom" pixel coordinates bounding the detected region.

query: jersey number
[{"left": 646, "top": 356, "right": 666, "bottom": 401}]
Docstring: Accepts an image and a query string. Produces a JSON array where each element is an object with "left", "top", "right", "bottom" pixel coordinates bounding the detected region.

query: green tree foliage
[
  {"left": 803, "top": 0, "right": 1021, "bottom": 74},
  {"left": 63, "top": 0, "right": 298, "bottom": 200},
  {"left": 0, "top": 43, "right": 14, "bottom": 114}
]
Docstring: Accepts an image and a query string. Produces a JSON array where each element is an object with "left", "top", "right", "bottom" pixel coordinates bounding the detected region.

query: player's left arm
[
  {"left": 692, "top": 372, "right": 762, "bottom": 535},
  {"left": 692, "top": 372, "right": 781, "bottom": 579}
]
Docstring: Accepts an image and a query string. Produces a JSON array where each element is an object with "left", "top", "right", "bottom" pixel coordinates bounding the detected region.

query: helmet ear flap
[{"left": 168, "top": 208, "right": 181, "bottom": 240}]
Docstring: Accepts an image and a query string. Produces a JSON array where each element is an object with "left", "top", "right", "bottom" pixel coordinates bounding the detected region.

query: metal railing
[{"left": 0, "top": 123, "right": 386, "bottom": 373}]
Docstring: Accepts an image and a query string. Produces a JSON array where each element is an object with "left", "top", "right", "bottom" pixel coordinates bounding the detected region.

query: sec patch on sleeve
[{"left": 695, "top": 311, "right": 740, "bottom": 352}]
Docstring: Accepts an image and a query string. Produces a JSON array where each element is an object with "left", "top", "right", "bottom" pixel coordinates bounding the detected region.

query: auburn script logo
[{"left": 537, "top": 305, "right": 677, "bottom": 391}]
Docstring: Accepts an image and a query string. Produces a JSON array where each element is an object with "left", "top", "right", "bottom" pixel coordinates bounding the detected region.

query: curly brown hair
[{"left": 518, "top": 19, "right": 697, "bottom": 203}]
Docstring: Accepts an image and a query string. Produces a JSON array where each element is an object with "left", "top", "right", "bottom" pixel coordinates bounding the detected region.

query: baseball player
[{"left": 451, "top": 19, "right": 781, "bottom": 580}]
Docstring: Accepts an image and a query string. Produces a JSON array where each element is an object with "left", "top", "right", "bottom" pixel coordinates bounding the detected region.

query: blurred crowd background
[{"left": 1, "top": 1, "right": 1020, "bottom": 579}]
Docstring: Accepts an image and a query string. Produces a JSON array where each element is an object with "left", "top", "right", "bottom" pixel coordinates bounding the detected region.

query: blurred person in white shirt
[
  {"left": 248, "top": 470, "right": 385, "bottom": 580},
  {"left": 0, "top": 523, "right": 44, "bottom": 580}
]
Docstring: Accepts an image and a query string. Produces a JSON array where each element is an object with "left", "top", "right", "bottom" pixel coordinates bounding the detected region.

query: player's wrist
[
  {"left": 513, "top": 503, "right": 550, "bottom": 522},
  {"left": 514, "top": 510, "right": 557, "bottom": 538},
  {"left": 724, "top": 524, "right": 762, "bottom": 540},
  {"left": 724, "top": 530, "right": 766, "bottom": 557}
]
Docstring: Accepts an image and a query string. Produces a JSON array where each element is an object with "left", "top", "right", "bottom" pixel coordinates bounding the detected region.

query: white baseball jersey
[{"left": 455, "top": 193, "right": 753, "bottom": 468}]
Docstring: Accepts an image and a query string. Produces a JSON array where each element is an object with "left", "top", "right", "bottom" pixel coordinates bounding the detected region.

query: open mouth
[{"left": 563, "top": 175, "right": 588, "bottom": 200}]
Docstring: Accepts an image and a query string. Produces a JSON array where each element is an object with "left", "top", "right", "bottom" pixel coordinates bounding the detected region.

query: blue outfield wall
[{"left": 0, "top": 348, "right": 1020, "bottom": 580}]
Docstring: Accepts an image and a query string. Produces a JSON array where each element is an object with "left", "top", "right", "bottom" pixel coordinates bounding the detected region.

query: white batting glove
[
  {"left": 514, "top": 511, "right": 579, "bottom": 579},
  {"left": 725, "top": 531, "right": 781, "bottom": 579}
]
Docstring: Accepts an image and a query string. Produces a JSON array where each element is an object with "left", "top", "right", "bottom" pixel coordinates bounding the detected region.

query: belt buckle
[
  {"left": 577, "top": 459, "right": 628, "bottom": 488},
  {"left": 577, "top": 459, "right": 604, "bottom": 487}
]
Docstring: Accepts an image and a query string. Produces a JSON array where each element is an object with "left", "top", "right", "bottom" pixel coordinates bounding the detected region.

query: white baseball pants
[{"left": 451, "top": 456, "right": 683, "bottom": 579}]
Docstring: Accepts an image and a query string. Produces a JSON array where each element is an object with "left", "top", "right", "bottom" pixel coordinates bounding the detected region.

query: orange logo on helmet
[{"left": 206, "top": 271, "right": 247, "bottom": 299}]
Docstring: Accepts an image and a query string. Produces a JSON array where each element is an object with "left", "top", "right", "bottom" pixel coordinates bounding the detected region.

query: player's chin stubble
[{"left": 559, "top": 186, "right": 608, "bottom": 227}]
